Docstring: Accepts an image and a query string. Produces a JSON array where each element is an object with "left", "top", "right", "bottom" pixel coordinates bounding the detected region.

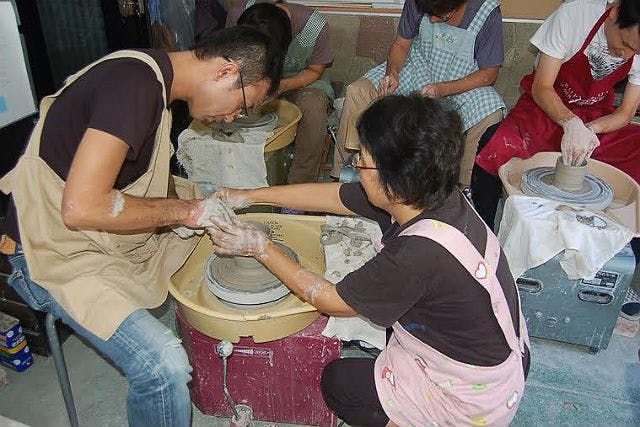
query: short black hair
[
  {"left": 415, "top": 0, "right": 466, "bottom": 17},
  {"left": 237, "top": 2, "right": 292, "bottom": 59},
  {"left": 616, "top": 0, "right": 640, "bottom": 31},
  {"left": 193, "top": 25, "right": 283, "bottom": 97},
  {"left": 357, "top": 94, "right": 464, "bottom": 210}
]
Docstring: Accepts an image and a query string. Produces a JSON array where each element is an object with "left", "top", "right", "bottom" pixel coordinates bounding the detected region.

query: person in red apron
[
  {"left": 473, "top": 0, "right": 640, "bottom": 231},
  {"left": 206, "top": 94, "right": 530, "bottom": 427},
  {"left": 0, "top": 27, "right": 283, "bottom": 427}
]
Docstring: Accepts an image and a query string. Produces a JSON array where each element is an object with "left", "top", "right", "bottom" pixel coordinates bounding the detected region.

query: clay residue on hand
[{"left": 196, "top": 197, "right": 236, "bottom": 227}]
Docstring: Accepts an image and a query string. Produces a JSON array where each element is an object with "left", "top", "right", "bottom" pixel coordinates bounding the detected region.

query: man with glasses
[
  {"left": 331, "top": 0, "right": 506, "bottom": 190},
  {"left": 0, "top": 26, "right": 283, "bottom": 426}
]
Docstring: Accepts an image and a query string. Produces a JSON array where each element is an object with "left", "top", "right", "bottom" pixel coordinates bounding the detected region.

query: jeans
[{"left": 4, "top": 248, "right": 193, "bottom": 427}]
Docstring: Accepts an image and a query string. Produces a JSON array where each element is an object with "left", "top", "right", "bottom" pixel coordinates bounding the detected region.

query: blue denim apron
[{"left": 364, "top": 0, "right": 505, "bottom": 131}]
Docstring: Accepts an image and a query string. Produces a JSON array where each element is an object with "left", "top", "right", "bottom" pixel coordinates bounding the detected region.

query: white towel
[
  {"left": 321, "top": 216, "right": 387, "bottom": 349},
  {"left": 176, "top": 127, "right": 270, "bottom": 189},
  {"left": 498, "top": 195, "right": 634, "bottom": 280}
]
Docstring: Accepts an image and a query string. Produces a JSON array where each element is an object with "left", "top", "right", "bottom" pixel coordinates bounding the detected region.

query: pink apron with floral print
[{"left": 374, "top": 219, "right": 529, "bottom": 426}]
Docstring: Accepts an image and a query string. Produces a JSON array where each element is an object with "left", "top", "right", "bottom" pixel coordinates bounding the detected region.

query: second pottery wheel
[{"left": 521, "top": 166, "right": 614, "bottom": 211}]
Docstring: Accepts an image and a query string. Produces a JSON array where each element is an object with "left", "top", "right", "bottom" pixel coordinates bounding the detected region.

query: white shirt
[{"left": 530, "top": 0, "right": 640, "bottom": 85}]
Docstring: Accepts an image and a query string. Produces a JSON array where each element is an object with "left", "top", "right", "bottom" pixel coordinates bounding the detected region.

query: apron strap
[
  {"left": 296, "top": 10, "right": 326, "bottom": 49},
  {"left": 399, "top": 216, "right": 523, "bottom": 354},
  {"left": 467, "top": 0, "right": 499, "bottom": 35},
  {"left": 579, "top": 8, "right": 612, "bottom": 53},
  {"left": 26, "top": 50, "right": 168, "bottom": 157}
]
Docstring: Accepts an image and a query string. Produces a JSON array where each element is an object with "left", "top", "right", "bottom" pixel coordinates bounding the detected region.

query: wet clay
[{"left": 553, "top": 157, "right": 587, "bottom": 191}]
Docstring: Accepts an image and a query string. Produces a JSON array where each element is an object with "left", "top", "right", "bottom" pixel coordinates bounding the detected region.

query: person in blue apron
[
  {"left": 206, "top": 94, "right": 530, "bottom": 427},
  {"left": 227, "top": 0, "right": 335, "bottom": 185},
  {"left": 332, "top": 0, "right": 505, "bottom": 189},
  {"left": 0, "top": 27, "right": 283, "bottom": 427}
]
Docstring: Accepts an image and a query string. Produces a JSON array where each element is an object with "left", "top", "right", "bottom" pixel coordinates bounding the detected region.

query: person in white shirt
[{"left": 473, "top": 0, "right": 640, "bottom": 231}]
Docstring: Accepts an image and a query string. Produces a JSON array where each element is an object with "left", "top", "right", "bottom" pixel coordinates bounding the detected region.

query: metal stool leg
[{"left": 45, "top": 312, "right": 79, "bottom": 427}]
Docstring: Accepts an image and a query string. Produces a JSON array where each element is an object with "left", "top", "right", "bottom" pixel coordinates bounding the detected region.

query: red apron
[{"left": 476, "top": 8, "right": 640, "bottom": 182}]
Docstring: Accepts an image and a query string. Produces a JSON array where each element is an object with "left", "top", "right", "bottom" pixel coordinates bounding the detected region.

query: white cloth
[
  {"left": 176, "top": 127, "right": 270, "bottom": 189},
  {"left": 530, "top": 0, "right": 640, "bottom": 85},
  {"left": 498, "top": 195, "right": 634, "bottom": 280},
  {"left": 320, "top": 216, "right": 386, "bottom": 349}
]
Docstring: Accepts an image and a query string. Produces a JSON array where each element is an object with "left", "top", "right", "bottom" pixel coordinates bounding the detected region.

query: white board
[{"left": 0, "top": 2, "right": 37, "bottom": 129}]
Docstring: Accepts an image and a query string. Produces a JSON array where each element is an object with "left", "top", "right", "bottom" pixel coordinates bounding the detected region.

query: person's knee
[
  {"left": 128, "top": 332, "right": 192, "bottom": 390},
  {"left": 295, "top": 88, "right": 329, "bottom": 117},
  {"left": 320, "top": 359, "right": 344, "bottom": 405}
]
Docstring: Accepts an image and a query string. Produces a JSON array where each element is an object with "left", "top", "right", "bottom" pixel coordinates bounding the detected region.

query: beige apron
[{"left": 0, "top": 50, "right": 200, "bottom": 340}]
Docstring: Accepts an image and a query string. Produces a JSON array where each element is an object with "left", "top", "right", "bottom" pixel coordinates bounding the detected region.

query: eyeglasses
[
  {"left": 351, "top": 152, "right": 378, "bottom": 170},
  {"left": 224, "top": 56, "right": 248, "bottom": 119}
]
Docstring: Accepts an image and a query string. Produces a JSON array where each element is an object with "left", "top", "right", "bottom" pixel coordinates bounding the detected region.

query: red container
[{"left": 176, "top": 308, "right": 340, "bottom": 426}]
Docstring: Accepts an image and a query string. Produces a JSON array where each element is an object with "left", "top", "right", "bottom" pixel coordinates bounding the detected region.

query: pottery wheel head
[
  {"left": 205, "top": 240, "right": 298, "bottom": 306},
  {"left": 218, "top": 111, "right": 278, "bottom": 132},
  {"left": 520, "top": 166, "right": 614, "bottom": 211}
]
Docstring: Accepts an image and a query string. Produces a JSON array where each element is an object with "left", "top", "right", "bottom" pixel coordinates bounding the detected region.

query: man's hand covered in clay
[
  {"left": 207, "top": 218, "right": 270, "bottom": 260},
  {"left": 561, "top": 117, "right": 600, "bottom": 166}
]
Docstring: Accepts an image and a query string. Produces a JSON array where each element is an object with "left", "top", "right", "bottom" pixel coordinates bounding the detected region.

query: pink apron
[
  {"left": 475, "top": 8, "right": 640, "bottom": 182},
  {"left": 374, "top": 219, "right": 529, "bottom": 426}
]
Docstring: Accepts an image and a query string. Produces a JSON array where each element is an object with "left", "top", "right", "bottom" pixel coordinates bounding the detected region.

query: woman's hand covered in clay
[
  {"left": 207, "top": 218, "right": 270, "bottom": 259},
  {"left": 213, "top": 187, "right": 253, "bottom": 211},
  {"left": 561, "top": 117, "right": 600, "bottom": 166},
  {"left": 184, "top": 196, "right": 236, "bottom": 229}
]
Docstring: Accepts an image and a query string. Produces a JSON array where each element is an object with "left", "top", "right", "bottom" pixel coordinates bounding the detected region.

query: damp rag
[
  {"left": 497, "top": 195, "right": 634, "bottom": 280},
  {"left": 176, "top": 127, "right": 270, "bottom": 189},
  {"left": 320, "top": 216, "right": 386, "bottom": 350}
]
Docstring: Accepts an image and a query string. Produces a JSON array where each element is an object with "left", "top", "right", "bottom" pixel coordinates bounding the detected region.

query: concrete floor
[{"left": 1, "top": 298, "right": 639, "bottom": 427}]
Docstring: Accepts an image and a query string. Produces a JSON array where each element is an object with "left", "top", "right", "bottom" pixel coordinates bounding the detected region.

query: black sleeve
[
  {"left": 86, "top": 60, "right": 164, "bottom": 160},
  {"left": 339, "top": 183, "right": 392, "bottom": 231},
  {"left": 336, "top": 236, "right": 430, "bottom": 327}
]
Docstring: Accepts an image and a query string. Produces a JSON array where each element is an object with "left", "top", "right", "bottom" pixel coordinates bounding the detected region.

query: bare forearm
[
  {"left": 62, "top": 191, "right": 196, "bottom": 232},
  {"left": 279, "top": 67, "right": 324, "bottom": 94},
  {"left": 385, "top": 37, "right": 411, "bottom": 77},
  {"left": 531, "top": 84, "right": 576, "bottom": 126},
  {"left": 436, "top": 67, "right": 499, "bottom": 97},
  {"left": 587, "top": 109, "right": 635, "bottom": 133},
  {"left": 245, "top": 183, "right": 355, "bottom": 215},
  {"left": 258, "top": 240, "right": 356, "bottom": 316}
]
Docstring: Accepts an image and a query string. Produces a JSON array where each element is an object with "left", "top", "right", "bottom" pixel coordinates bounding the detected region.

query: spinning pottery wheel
[
  {"left": 520, "top": 164, "right": 614, "bottom": 212},
  {"left": 169, "top": 214, "right": 324, "bottom": 343},
  {"left": 498, "top": 152, "right": 640, "bottom": 236},
  {"left": 205, "top": 241, "right": 298, "bottom": 308}
]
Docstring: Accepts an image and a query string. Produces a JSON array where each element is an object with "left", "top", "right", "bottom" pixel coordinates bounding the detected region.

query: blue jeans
[{"left": 4, "top": 248, "right": 193, "bottom": 427}]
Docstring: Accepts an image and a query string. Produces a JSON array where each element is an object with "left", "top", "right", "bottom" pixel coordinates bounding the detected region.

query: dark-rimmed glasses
[
  {"left": 224, "top": 56, "right": 248, "bottom": 119},
  {"left": 351, "top": 152, "right": 378, "bottom": 170}
]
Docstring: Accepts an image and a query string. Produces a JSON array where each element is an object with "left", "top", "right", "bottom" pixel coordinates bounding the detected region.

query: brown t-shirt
[
  {"left": 337, "top": 183, "right": 521, "bottom": 366},
  {"left": 225, "top": 0, "right": 333, "bottom": 66},
  {"left": 6, "top": 49, "right": 173, "bottom": 242}
]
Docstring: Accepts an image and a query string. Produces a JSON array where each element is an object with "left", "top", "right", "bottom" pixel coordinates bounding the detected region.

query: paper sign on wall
[{"left": 0, "top": 2, "right": 37, "bottom": 129}]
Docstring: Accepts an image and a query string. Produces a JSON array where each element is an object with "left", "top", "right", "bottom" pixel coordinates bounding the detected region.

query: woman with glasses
[
  {"left": 207, "top": 94, "right": 529, "bottom": 427},
  {"left": 331, "top": 0, "right": 506, "bottom": 190}
]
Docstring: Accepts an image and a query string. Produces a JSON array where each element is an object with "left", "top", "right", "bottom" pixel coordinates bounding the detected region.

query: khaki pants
[
  {"left": 283, "top": 87, "right": 330, "bottom": 184},
  {"left": 331, "top": 77, "right": 503, "bottom": 186}
]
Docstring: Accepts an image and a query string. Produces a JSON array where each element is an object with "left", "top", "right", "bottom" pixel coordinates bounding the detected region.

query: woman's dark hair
[
  {"left": 193, "top": 25, "right": 283, "bottom": 97},
  {"left": 415, "top": 0, "right": 465, "bottom": 17},
  {"left": 237, "top": 2, "right": 292, "bottom": 58},
  {"left": 357, "top": 94, "right": 464, "bottom": 210},
  {"left": 616, "top": 0, "right": 640, "bottom": 30}
]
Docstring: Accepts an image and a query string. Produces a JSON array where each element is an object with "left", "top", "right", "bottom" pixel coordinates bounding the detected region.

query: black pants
[
  {"left": 321, "top": 358, "right": 389, "bottom": 427},
  {"left": 470, "top": 122, "right": 503, "bottom": 231}
]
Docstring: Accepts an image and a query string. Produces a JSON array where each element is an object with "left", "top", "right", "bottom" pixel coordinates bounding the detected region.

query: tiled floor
[{"left": 1, "top": 298, "right": 639, "bottom": 427}]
